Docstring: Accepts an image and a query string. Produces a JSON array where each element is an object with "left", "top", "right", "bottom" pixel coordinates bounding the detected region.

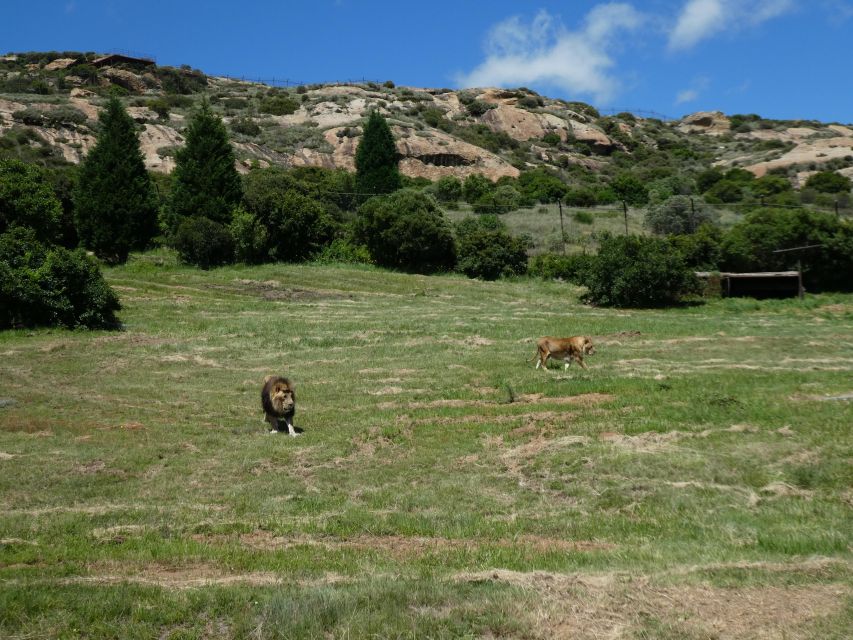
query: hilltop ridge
[{"left": 2, "top": 51, "right": 853, "bottom": 191}]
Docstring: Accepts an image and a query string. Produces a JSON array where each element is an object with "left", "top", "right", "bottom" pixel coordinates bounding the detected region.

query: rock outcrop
[{"left": 677, "top": 111, "right": 730, "bottom": 135}]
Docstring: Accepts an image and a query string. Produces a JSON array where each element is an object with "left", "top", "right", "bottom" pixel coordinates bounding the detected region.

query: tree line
[{"left": 2, "top": 97, "right": 852, "bottom": 329}]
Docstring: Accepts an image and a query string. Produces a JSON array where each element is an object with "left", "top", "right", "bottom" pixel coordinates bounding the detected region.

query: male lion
[
  {"left": 531, "top": 336, "right": 596, "bottom": 371},
  {"left": 261, "top": 375, "right": 298, "bottom": 436}
]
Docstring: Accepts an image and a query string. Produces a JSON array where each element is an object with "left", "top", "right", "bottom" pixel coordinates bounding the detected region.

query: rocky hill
[{"left": 2, "top": 51, "right": 853, "bottom": 190}]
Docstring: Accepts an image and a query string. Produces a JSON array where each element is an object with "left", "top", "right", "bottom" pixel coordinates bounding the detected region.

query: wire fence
[{"left": 207, "top": 74, "right": 388, "bottom": 89}]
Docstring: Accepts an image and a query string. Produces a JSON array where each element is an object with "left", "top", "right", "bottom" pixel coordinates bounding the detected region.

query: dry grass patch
[{"left": 456, "top": 568, "right": 849, "bottom": 639}]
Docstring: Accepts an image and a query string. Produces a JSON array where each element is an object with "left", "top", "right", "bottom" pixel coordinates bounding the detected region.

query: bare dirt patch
[
  {"left": 456, "top": 568, "right": 848, "bottom": 639},
  {"left": 381, "top": 393, "right": 613, "bottom": 411},
  {"left": 210, "top": 280, "right": 352, "bottom": 302},
  {"left": 195, "top": 531, "right": 613, "bottom": 557}
]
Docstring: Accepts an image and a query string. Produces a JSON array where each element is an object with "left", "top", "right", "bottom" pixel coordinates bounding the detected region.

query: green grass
[{"left": 1, "top": 251, "right": 851, "bottom": 638}]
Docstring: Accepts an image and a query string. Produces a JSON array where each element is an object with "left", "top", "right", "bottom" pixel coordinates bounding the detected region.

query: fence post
[
  {"left": 622, "top": 200, "right": 628, "bottom": 235},
  {"left": 558, "top": 199, "right": 566, "bottom": 254}
]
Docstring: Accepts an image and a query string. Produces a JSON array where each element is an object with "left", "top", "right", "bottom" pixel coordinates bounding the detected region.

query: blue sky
[{"left": 3, "top": 1, "right": 852, "bottom": 123}]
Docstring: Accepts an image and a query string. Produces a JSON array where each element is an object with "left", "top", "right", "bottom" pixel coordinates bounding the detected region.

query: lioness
[
  {"left": 261, "top": 375, "right": 298, "bottom": 436},
  {"left": 531, "top": 336, "right": 596, "bottom": 371}
]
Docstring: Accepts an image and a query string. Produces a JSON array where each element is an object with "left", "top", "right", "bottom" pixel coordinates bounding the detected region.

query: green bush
[
  {"left": 12, "top": 105, "right": 87, "bottom": 128},
  {"left": 667, "top": 224, "right": 723, "bottom": 270},
  {"left": 430, "top": 175, "right": 463, "bottom": 205},
  {"left": 0, "top": 159, "right": 63, "bottom": 243},
  {"left": 645, "top": 195, "right": 718, "bottom": 235},
  {"left": 462, "top": 173, "right": 493, "bottom": 204},
  {"left": 529, "top": 252, "right": 593, "bottom": 284},
  {"left": 241, "top": 168, "right": 339, "bottom": 262},
  {"left": 720, "top": 208, "right": 853, "bottom": 292},
  {"left": 582, "top": 233, "right": 700, "bottom": 307},
  {"left": 354, "top": 189, "right": 456, "bottom": 273},
  {"left": 804, "top": 171, "right": 851, "bottom": 194},
  {"left": 314, "top": 238, "right": 373, "bottom": 265},
  {"left": 473, "top": 184, "right": 520, "bottom": 214},
  {"left": 173, "top": 216, "right": 235, "bottom": 269},
  {"left": 230, "top": 116, "right": 261, "bottom": 136},
  {"left": 455, "top": 215, "right": 528, "bottom": 280},
  {"left": 155, "top": 66, "right": 207, "bottom": 94},
  {"left": 573, "top": 211, "right": 594, "bottom": 225},
  {"left": 565, "top": 188, "right": 597, "bottom": 207},
  {"left": 705, "top": 179, "right": 744, "bottom": 203},
  {"left": 258, "top": 95, "right": 299, "bottom": 116},
  {"left": 611, "top": 173, "right": 649, "bottom": 206},
  {"left": 465, "top": 100, "right": 495, "bottom": 117},
  {"left": 0, "top": 227, "right": 120, "bottom": 329},
  {"left": 229, "top": 206, "right": 269, "bottom": 264}
]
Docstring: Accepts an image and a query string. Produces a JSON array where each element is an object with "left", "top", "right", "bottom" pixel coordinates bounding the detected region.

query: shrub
[
  {"left": 0, "top": 159, "right": 62, "bottom": 243},
  {"left": 229, "top": 206, "right": 269, "bottom": 264},
  {"left": 462, "top": 173, "right": 493, "bottom": 204},
  {"left": 696, "top": 168, "right": 724, "bottom": 192},
  {"left": 611, "top": 173, "right": 649, "bottom": 206},
  {"left": 147, "top": 98, "right": 170, "bottom": 120},
  {"left": 455, "top": 215, "right": 528, "bottom": 280},
  {"left": 752, "top": 174, "right": 792, "bottom": 198},
  {"left": 720, "top": 208, "right": 853, "bottom": 292},
  {"left": 473, "top": 184, "right": 521, "bottom": 214},
  {"left": 314, "top": 238, "right": 373, "bottom": 265},
  {"left": 173, "top": 216, "right": 235, "bottom": 269},
  {"left": 667, "top": 224, "right": 723, "bottom": 270},
  {"left": 431, "top": 175, "right": 463, "bottom": 205},
  {"left": 230, "top": 115, "right": 261, "bottom": 136},
  {"left": 12, "top": 106, "right": 87, "bottom": 128},
  {"left": 518, "top": 169, "right": 568, "bottom": 203},
  {"left": 258, "top": 95, "right": 299, "bottom": 116},
  {"left": 354, "top": 189, "right": 456, "bottom": 273},
  {"left": 804, "top": 171, "right": 851, "bottom": 194},
  {"left": 573, "top": 211, "right": 594, "bottom": 225},
  {"left": 564, "top": 188, "right": 596, "bottom": 207},
  {"left": 529, "top": 252, "right": 593, "bottom": 284},
  {"left": 155, "top": 66, "right": 207, "bottom": 94},
  {"left": 582, "top": 233, "right": 700, "bottom": 307},
  {"left": 242, "top": 168, "right": 339, "bottom": 262},
  {"left": 465, "top": 100, "right": 495, "bottom": 117},
  {"left": 0, "top": 227, "right": 120, "bottom": 329},
  {"left": 541, "top": 132, "right": 561, "bottom": 146},
  {"left": 645, "top": 195, "right": 718, "bottom": 235},
  {"left": 705, "top": 179, "right": 744, "bottom": 203}
]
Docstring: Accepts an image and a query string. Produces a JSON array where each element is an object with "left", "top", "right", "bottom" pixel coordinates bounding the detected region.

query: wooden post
[
  {"left": 558, "top": 199, "right": 566, "bottom": 254},
  {"left": 797, "top": 259, "right": 804, "bottom": 300},
  {"left": 622, "top": 200, "right": 628, "bottom": 235}
]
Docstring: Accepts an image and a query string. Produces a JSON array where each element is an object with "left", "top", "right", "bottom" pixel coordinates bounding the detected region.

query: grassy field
[{"left": 1, "top": 251, "right": 851, "bottom": 639}]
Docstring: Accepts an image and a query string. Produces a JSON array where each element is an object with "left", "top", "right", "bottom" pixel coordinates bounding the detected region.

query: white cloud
[
  {"left": 668, "top": 0, "right": 795, "bottom": 51},
  {"left": 675, "top": 75, "right": 710, "bottom": 104},
  {"left": 676, "top": 89, "right": 699, "bottom": 104},
  {"left": 456, "top": 4, "right": 645, "bottom": 103}
]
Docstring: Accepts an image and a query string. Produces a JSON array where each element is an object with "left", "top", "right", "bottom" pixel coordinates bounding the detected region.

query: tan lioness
[{"left": 531, "top": 336, "right": 596, "bottom": 371}]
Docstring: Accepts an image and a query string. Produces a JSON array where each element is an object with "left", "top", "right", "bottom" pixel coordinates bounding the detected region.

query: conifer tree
[
  {"left": 73, "top": 96, "right": 158, "bottom": 264},
  {"left": 167, "top": 100, "right": 242, "bottom": 229},
  {"left": 355, "top": 110, "right": 400, "bottom": 197}
]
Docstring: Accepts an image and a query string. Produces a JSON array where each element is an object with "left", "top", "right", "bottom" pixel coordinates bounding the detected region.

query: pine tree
[
  {"left": 167, "top": 100, "right": 242, "bottom": 230},
  {"left": 73, "top": 96, "right": 158, "bottom": 264},
  {"left": 355, "top": 110, "right": 400, "bottom": 197}
]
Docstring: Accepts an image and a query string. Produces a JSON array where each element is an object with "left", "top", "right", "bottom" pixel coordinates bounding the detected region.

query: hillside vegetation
[{"left": 2, "top": 50, "right": 853, "bottom": 194}]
